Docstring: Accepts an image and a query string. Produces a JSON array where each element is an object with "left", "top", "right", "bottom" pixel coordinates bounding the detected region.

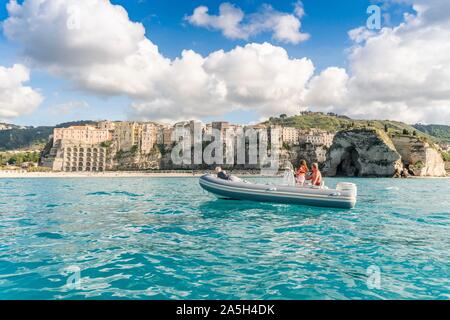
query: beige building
[
  {"left": 114, "top": 122, "right": 141, "bottom": 152},
  {"left": 212, "top": 122, "right": 245, "bottom": 143},
  {"left": 212, "top": 121, "right": 229, "bottom": 141},
  {"left": 203, "top": 123, "right": 212, "bottom": 136},
  {"left": 140, "top": 122, "right": 159, "bottom": 153},
  {"left": 281, "top": 127, "right": 299, "bottom": 144},
  {"left": 53, "top": 126, "right": 112, "bottom": 144},
  {"left": 299, "top": 129, "right": 335, "bottom": 147},
  {"left": 97, "top": 120, "right": 116, "bottom": 131},
  {"left": 157, "top": 126, "right": 174, "bottom": 147},
  {"left": 60, "top": 145, "right": 108, "bottom": 172}
]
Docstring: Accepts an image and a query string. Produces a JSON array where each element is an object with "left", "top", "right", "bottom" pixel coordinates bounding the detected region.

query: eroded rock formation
[
  {"left": 391, "top": 136, "right": 446, "bottom": 176},
  {"left": 323, "top": 129, "right": 403, "bottom": 177}
]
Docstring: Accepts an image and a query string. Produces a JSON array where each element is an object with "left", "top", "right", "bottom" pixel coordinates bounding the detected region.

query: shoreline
[
  {"left": 0, "top": 170, "right": 448, "bottom": 179},
  {"left": 0, "top": 171, "right": 267, "bottom": 179},
  {"left": 0, "top": 171, "right": 206, "bottom": 178}
]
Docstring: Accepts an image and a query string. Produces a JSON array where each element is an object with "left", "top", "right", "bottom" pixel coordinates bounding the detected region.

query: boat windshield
[{"left": 283, "top": 162, "right": 295, "bottom": 187}]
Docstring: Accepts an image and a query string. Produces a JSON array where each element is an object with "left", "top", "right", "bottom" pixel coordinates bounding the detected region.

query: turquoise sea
[{"left": 0, "top": 177, "right": 448, "bottom": 299}]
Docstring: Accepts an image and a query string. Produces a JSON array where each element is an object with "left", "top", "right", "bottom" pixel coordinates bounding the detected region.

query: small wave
[
  {"left": 385, "top": 186, "right": 400, "bottom": 190},
  {"left": 36, "top": 232, "right": 64, "bottom": 239},
  {"left": 86, "top": 191, "right": 143, "bottom": 197},
  {"left": 86, "top": 191, "right": 111, "bottom": 196},
  {"left": 112, "top": 191, "right": 143, "bottom": 197}
]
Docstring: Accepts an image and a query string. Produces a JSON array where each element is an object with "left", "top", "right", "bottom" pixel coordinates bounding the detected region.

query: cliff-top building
[
  {"left": 299, "top": 129, "right": 335, "bottom": 147},
  {"left": 53, "top": 125, "right": 112, "bottom": 144},
  {"left": 281, "top": 127, "right": 299, "bottom": 144},
  {"left": 46, "top": 125, "right": 113, "bottom": 172},
  {"left": 140, "top": 122, "right": 160, "bottom": 153}
]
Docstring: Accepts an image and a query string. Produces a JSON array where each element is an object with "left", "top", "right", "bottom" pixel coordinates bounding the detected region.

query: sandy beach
[
  {"left": 0, "top": 171, "right": 207, "bottom": 178},
  {"left": 0, "top": 170, "right": 269, "bottom": 179}
]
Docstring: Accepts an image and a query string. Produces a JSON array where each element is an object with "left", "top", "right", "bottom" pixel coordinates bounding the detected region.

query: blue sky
[{"left": 0, "top": 0, "right": 423, "bottom": 126}]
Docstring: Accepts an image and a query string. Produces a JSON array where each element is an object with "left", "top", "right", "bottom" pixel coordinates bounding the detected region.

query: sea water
[{"left": 0, "top": 177, "right": 448, "bottom": 299}]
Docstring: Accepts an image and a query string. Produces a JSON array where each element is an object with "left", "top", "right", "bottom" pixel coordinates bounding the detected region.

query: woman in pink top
[{"left": 295, "top": 160, "right": 308, "bottom": 186}]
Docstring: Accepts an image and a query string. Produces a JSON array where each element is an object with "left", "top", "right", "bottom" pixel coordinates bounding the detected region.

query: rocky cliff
[
  {"left": 391, "top": 135, "right": 446, "bottom": 176},
  {"left": 323, "top": 129, "right": 403, "bottom": 177},
  {"left": 280, "top": 142, "right": 328, "bottom": 169},
  {"left": 322, "top": 129, "right": 447, "bottom": 177},
  {"left": 107, "top": 129, "right": 446, "bottom": 177},
  {"left": 111, "top": 148, "right": 162, "bottom": 170}
]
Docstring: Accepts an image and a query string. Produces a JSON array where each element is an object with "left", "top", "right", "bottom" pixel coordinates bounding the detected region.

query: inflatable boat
[{"left": 199, "top": 174, "right": 357, "bottom": 208}]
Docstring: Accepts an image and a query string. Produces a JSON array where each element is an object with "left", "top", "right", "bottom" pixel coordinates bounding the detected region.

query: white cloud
[
  {"left": 3, "top": 0, "right": 313, "bottom": 122},
  {"left": 186, "top": 3, "right": 245, "bottom": 40},
  {"left": 52, "top": 100, "right": 89, "bottom": 115},
  {"left": 3, "top": 0, "right": 450, "bottom": 125},
  {"left": 185, "top": 2, "right": 310, "bottom": 44},
  {"left": 4, "top": 0, "right": 145, "bottom": 67},
  {"left": 131, "top": 43, "right": 314, "bottom": 121},
  {"left": 293, "top": 1, "right": 305, "bottom": 18},
  {"left": 304, "top": 1, "right": 450, "bottom": 124},
  {"left": 305, "top": 67, "right": 349, "bottom": 108},
  {"left": 0, "top": 64, "right": 43, "bottom": 121}
]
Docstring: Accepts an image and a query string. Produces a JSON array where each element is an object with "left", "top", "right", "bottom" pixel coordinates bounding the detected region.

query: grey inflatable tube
[{"left": 199, "top": 174, "right": 357, "bottom": 209}]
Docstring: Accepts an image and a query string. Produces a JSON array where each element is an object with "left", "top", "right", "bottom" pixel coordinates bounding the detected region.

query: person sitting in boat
[
  {"left": 295, "top": 160, "right": 308, "bottom": 186},
  {"left": 306, "top": 163, "right": 323, "bottom": 187},
  {"left": 215, "top": 166, "right": 230, "bottom": 180}
]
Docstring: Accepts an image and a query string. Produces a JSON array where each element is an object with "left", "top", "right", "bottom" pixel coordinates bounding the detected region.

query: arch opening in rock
[{"left": 336, "top": 147, "right": 362, "bottom": 176}]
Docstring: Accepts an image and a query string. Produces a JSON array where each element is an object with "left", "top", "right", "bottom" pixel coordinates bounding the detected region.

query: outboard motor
[{"left": 336, "top": 182, "right": 357, "bottom": 198}]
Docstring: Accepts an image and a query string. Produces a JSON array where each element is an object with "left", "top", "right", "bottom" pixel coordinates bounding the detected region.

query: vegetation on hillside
[
  {"left": 0, "top": 151, "right": 40, "bottom": 167},
  {"left": 54, "top": 120, "right": 98, "bottom": 128},
  {"left": 267, "top": 112, "right": 353, "bottom": 131},
  {"left": 0, "top": 120, "right": 98, "bottom": 151},
  {"left": 0, "top": 123, "right": 25, "bottom": 130},
  {"left": 442, "top": 151, "right": 450, "bottom": 162},
  {"left": 0, "top": 127, "right": 53, "bottom": 151},
  {"left": 265, "top": 112, "right": 439, "bottom": 143},
  {"left": 413, "top": 124, "right": 450, "bottom": 143}
]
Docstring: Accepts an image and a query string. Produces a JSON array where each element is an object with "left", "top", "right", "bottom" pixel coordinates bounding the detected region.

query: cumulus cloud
[
  {"left": 52, "top": 100, "right": 89, "bottom": 115},
  {"left": 185, "top": 2, "right": 310, "bottom": 44},
  {"left": 3, "top": 0, "right": 168, "bottom": 98},
  {"left": 3, "top": 0, "right": 450, "bottom": 124},
  {"left": 304, "top": 1, "right": 450, "bottom": 124},
  {"left": 131, "top": 43, "right": 314, "bottom": 121},
  {"left": 3, "top": 0, "right": 313, "bottom": 122},
  {"left": 0, "top": 64, "right": 43, "bottom": 121}
]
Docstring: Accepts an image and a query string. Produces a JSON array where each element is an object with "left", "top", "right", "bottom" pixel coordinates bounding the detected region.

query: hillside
[
  {"left": 265, "top": 112, "right": 433, "bottom": 138},
  {"left": 412, "top": 124, "right": 450, "bottom": 143},
  {"left": 0, "top": 126, "right": 53, "bottom": 151},
  {"left": 0, "top": 123, "right": 26, "bottom": 130},
  {"left": 0, "top": 120, "right": 98, "bottom": 151},
  {"left": 1, "top": 115, "right": 448, "bottom": 152}
]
